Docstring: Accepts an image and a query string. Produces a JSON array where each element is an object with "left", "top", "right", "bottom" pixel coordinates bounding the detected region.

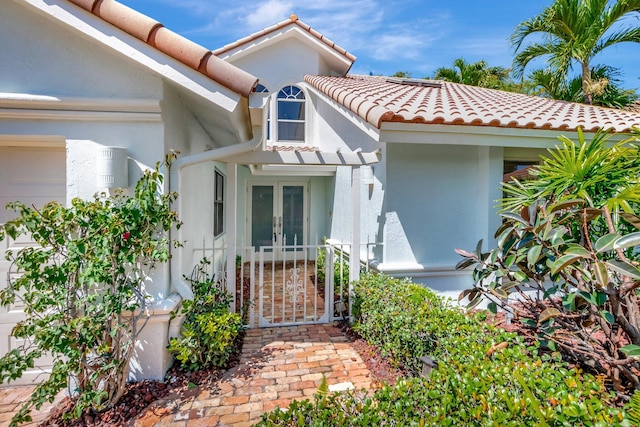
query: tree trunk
[{"left": 582, "top": 61, "right": 593, "bottom": 105}]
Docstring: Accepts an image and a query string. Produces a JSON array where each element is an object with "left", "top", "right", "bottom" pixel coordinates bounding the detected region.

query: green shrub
[
  {"left": 0, "top": 157, "right": 180, "bottom": 425},
  {"left": 168, "top": 259, "right": 243, "bottom": 370},
  {"left": 259, "top": 273, "right": 627, "bottom": 426}
]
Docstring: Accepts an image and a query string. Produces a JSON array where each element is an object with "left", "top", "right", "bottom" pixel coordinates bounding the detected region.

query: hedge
[{"left": 257, "top": 273, "right": 628, "bottom": 426}]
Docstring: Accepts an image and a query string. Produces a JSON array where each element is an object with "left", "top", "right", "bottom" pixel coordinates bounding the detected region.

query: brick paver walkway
[
  {"left": 0, "top": 386, "right": 63, "bottom": 427},
  {"left": 0, "top": 323, "right": 371, "bottom": 427},
  {"left": 141, "top": 323, "right": 371, "bottom": 426}
]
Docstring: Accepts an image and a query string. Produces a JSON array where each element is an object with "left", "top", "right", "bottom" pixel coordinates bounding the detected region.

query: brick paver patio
[{"left": 0, "top": 323, "right": 371, "bottom": 427}]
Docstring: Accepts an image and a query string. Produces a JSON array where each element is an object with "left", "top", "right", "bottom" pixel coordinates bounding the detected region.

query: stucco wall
[
  {"left": 0, "top": 1, "right": 220, "bottom": 379},
  {"left": 308, "top": 91, "right": 380, "bottom": 153},
  {"left": 227, "top": 37, "right": 320, "bottom": 92},
  {"left": 1, "top": 1, "right": 160, "bottom": 98},
  {"left": 382, "top": 143, "right": 503, "bottom": 296}
]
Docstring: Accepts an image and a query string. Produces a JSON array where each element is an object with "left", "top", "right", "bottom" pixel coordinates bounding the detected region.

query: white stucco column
[
  {"left": 350, "top": 166, "right": 361, "bottom": 317},
  {"left": 226, "top": 162, "right": 238, "bottom": 312}
]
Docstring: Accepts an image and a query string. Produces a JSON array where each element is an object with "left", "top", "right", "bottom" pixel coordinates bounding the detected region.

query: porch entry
[{"left": 249, "top": 182, "right": 307, "bottom": 259}]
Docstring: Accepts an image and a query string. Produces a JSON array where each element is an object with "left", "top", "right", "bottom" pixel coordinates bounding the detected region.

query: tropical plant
[
  {"left": 257, "top": 273, "right": 624, "bottom": 426},
  {"left": 167, "top": 259, "right": 243, "bottom": 370},
  {"left": 511, "top": 0, "right": 640, "bottom": 105},
  {"left": 529, "top": 64, "right": 638, "bottom": 108},
  {"left": 0, "top": 155, "right": 180, "bottom": 425},
  {"left": 392, "top": 70, "right": 412, "bottom": 78},
  {"left": 456, "top": 128, "right": 640, "bottom": 390},
  {"left": 434, "top": 57, "right": 511, "bottom": 89}
]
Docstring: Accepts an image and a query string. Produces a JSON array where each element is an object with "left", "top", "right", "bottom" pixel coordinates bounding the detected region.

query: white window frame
[
  {"left": 271, "top": 84, "right": 307, "bottom": 144},
  {"left": 214, "top": 169, "right": 224, "bottom": 237}
]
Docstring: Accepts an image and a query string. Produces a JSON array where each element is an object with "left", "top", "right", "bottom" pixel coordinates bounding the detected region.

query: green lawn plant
[
  {"left": 167, "top": 258, "right": 243, "bottom": 370},
  {"left": 456, "top": 128, "right": 640, "bottom": 391},
  {"left": 257, "top": 272, "right": 626, "bottom": 426},
  {"left": 0, "top": 155, "right": 180, "bottom": 426}
]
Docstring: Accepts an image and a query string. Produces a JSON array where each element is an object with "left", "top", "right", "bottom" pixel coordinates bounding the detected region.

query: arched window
[
  {"left": 276, "top": 85, "right": 305, "bottom": 142},
  {"left": 255, "top": 84, "right": 269, "bottom": 93}
]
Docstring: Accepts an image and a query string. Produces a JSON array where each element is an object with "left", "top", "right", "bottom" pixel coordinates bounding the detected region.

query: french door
[{"left": 250, "top": 182, "right": 307, "bottom": 258}]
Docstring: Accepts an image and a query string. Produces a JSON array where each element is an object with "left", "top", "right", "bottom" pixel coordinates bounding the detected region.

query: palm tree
[
  {"left": 511, "top": 0, "right": 640, "bottom": 104},
  {"left": 530, "top": 65, "right": 638, "bottom": 107},
  {"left": 434, "top": 58, "right": 510, "bottom": 89}
]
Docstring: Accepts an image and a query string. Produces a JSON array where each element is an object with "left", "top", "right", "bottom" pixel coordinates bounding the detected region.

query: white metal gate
[
  {"left": 257, "top": 240, "right": 329, "bottom": 327},
  {"left": 195, "top": 238, "right": 379, "bottom": 328}
]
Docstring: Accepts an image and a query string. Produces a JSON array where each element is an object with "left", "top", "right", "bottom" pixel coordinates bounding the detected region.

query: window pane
[
  {"left": 214, "top": 203, "right": 224, "bottom": 236},
  {"left": 278, "top": 122, "right": 305, "bottom": 141},
  {"left": 215, "top": 172, "right": 224, "bottom": 202},
  {"left": 278, "top": 85, "right": 304, "bottom": 99},
  {"left": 278, "top": 101, "right": 305, "bottom": 120},
  {"left": 214, "top": 171, "right": 224, "bottom": 236}
]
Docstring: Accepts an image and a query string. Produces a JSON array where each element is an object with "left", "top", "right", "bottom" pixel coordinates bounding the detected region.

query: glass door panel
[
  {"left": 281, "top": 185, "right": 304, "bottom": 247},
  {"left": 251, "top": 186, "right": 274, "bottom": 250}
]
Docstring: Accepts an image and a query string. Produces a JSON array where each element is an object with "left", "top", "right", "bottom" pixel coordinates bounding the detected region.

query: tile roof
[
  {"left": 266, "top": 145, "right": 319, "bottom": 152},
  {"left": 66, "top": 0, "right": 258, "bottom": 97},
  {"left": 305, "top": 75, "right": 640, "bottom": 133},
  {"left": 626, "top": 101, "right": 640, "bottom": 114},
  {"left": 212, "top": 14, "right": 356, "bottom": 64},
  {"left": 503, "top": 165, "right": 536, "bottom": 182}
]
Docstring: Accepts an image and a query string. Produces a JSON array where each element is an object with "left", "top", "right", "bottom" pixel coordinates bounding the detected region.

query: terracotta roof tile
[
  {"left": 212, "top": 14, "right": 356, "bottom": 64},
  {"left": 305, "top": 75, "right": 640, "bottom": 132},
  {"left": 66, "top": 0, "right": 258, "bottom": 97},
  {"left": 504, "top": 165, "right": 536, "bottom": 182},
  {"left": 626, "top": 101, "right": 640, "bottom": 114},
  {"left": 266, "top": 145, "right": 319, "bottom": 152}
]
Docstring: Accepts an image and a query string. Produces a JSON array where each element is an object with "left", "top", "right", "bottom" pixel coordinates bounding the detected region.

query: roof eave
[{"left": 21, "top": 0, "right": 254, "bottom": 142}]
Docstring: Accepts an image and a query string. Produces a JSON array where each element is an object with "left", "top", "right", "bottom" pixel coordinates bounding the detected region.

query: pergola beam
[{"left": 221, "top": 149, "right": 380, "bottom": 166}]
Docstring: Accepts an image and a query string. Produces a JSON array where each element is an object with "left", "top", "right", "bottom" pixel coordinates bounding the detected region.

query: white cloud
[
  {"left": 246, "top": 0, "right": 294, "bottom": 28},
  {"left": 372, "top": 34, "right": 424, "bottom": 61}
]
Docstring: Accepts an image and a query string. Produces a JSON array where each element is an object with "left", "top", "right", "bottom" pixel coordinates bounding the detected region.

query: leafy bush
[
  {"left": 456, "top": 129, "right": 640, "bottom": 390},
  {"left": 0, "top": 157, "right": 180, "bottom": 425},
  {"left": 351, "top": 273, "right": 443, "bottom": 374},
  {"left": 259, "top": 273, "right": 627, "bottom": 426},
  {"left": 168, "top": 259, "right": 243, "bottom": 370},
  {"left": 316, "top": 245, "right": 350, "bottom": 289}
]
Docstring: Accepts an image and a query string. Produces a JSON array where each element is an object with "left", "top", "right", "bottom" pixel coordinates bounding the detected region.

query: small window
[
  {"left": 255, "top": 84, "right": 269, "bottom": 93},
  {"left": 277, "top": 85, "right": 305, "bottom": 142},
  {"left": 214, "top": 171, "right": 224, "bottom": 237}
]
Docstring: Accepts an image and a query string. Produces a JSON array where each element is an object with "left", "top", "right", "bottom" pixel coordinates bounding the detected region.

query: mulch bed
[
  {"left": 39, "top": 336, "right": 244, "bottom": 427},
  {"left": 337, "top": 321, "right": 405, "bottom": 386},
  {"left": 40, "top": 367, "right": 222, "bottom": 427}
]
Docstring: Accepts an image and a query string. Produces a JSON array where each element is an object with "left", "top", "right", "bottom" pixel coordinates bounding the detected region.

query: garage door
[{"left": 0, "top": 146, "right": 66, "bottom": 385}]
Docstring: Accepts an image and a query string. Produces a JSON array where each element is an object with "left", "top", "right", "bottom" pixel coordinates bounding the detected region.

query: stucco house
[{"left": 2, "top": 0, "right": 640, "bottom": 385}]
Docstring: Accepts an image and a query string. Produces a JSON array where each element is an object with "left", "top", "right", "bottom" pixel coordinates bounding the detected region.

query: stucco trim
[
  {"left": 0, "top": 93, "right": 161, "bottom": 113},
  {"left": 0, "top": 135, "right": 66, "bottom": 147},
  {"left": 0, "top": 94, "right": 162, "bottom": 123},
  {"left": 0, "top": 109, "right": 162, "bottom": 123},
  {"left": 379, "top": 123, "right": 633, "bottom": 148}
]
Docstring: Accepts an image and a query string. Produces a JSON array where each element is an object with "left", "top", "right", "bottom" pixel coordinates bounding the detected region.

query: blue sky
[{"left": 118, "top": 0, "right": 640, "bottom": 90}]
